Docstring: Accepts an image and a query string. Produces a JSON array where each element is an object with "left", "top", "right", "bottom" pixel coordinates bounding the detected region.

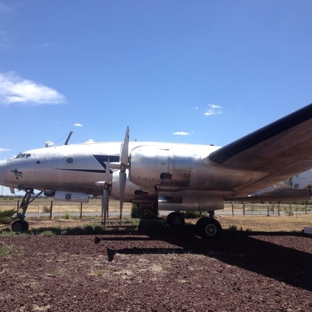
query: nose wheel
[{"left": 11, "top": 220, "right": 29, "bottom": 232}]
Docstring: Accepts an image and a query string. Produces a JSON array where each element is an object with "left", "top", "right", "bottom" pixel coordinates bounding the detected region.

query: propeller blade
[
  {"left": 102, "top": 188, "right": 109, "bottom": 225},
  {"left": 119, "top": 127, "right": 129, "bottom": 223},
  {"left": 104, "top": 158, "right": 111, "bottom": 183},
  {"left": 102, "top": 158, "right": 111, "bottom": 225},
  {"left": 119, "top": 171, "right": 126, "bottom": 222},
  {"left": 120, "top": 126, "right": 129, "bottom": 170}
]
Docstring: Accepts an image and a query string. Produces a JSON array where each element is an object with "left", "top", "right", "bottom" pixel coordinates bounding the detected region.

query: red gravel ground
[{"left": 1, "top": 227, "right": 312, "bottom": 311}]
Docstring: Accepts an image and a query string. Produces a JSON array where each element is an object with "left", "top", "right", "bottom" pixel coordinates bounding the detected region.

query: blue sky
[{"left": 1, "top": 1, "right": 312, "bottom": 162}]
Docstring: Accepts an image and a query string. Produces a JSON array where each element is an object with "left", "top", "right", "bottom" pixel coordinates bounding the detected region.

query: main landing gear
[
  {"left": 11, "top": 188, "right": 43, "bottom": 232},
  {"left": 195, "top": 217, "right": 222, "bottom": 238},
  {"left": 166, "top": 211, "right": 222, "bottom": 238},
  {"left": 166, "top": 212, "right": 185, "bottom": 227}
]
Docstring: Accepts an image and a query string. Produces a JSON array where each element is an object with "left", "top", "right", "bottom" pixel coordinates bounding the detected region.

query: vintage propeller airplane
[{"left": 1, "top": 103, "right": 312, "bottom": 238}]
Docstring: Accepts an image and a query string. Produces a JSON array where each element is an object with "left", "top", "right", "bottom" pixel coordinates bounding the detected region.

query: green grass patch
[
  {"left": 0, "top": 245, "right": 10, "bottom": 257},
  {"left": 0, "top": 209, "right": 16, "bottom": 224},
  {"left": 93, "top": 270, "right": 105, "bottom": 276},
  {"left": 40, "top": 230, "right": 55, "bottom": 237},
  {"left": 181, "top": 211, "right": 203, "bottom": 218}
]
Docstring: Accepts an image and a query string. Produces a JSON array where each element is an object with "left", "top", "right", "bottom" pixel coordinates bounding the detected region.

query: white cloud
[
  {"left": 74, "top": 123, "right": 82, "bottom": 127},
  {"left": 204, "top": 103, "right": 223, "bottom": 116},
  {"left": 0, "top": 148, "right": 10, "bottom": 152},
  {"left": 173, "top": 131, "right": 190, "bottom": 136},
  {"left": 0, "top": 72, "right": 65, "bottom": 105}
]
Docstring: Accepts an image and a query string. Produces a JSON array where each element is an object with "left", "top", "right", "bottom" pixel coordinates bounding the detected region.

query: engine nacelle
[
  {"left": 158, "top": 196, "right": 223, "bottom": 212},
  {"left": 110, "top": 170, "right": 157, "bottom": 202},
  {"left": 129, "top": 145, "right": 192, "bottom": 189},
  {"left": 53, "top": 191, "right": 89, "bottom": 203}
]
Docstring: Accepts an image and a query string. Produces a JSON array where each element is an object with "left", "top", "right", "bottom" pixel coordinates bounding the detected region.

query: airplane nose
[{"left": 0, "top": 160, "right": 7, "bottom": 186}]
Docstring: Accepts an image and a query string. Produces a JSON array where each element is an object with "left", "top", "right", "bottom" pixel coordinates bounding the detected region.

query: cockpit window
[{"left": 15, "top": 153, "right": 31, "bottom": 159}]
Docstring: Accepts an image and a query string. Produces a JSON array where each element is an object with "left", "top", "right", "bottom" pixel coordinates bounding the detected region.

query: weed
[
  {"left": 93, "top": 270, "right": 105, "bottom": 276},
  {"left": 93, "top": 225, "right": 105, "bottom": 234},
  {"left": 181, "top": 211, "right": 203, "bottom": 218},
  {"left": 0, "top": 217, "right": 11, "bottom": 224},
  {"left": 228, "top": 225, "right": 239, "bottom": 231},
  {"left": 40, "top": 230, "right": 55, "bottom": 237},
  {"left": 0, "top": 209, "right": 16, "bottom": 224},
  {"left": 131, "top": 204, "right": 158, "bottom": 218},
  {"left": 284, "top": 207, "right": 294, "bottom": 216},
  {"left": 42, "top": 206, "right": 51, "bottom": 213},
  {"left": 0, "top": 245, "right": 10, "bottom": 257},
  {"left": 83, "top": 225, "right": 94, "bottom": 234},
  {"left": 64, "top": 212, "right": 70, "bottom": 220},
  {"left": 0, "top": 228, "right": 15, "bottom": 237}
]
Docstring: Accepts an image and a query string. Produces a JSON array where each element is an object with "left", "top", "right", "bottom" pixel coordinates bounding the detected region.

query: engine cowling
[
  {"left": 129, "top": 145, "right": 192, "bottom": 190},
  {"left": 110, "top": 170, "right": 157, "bottom": 202}
]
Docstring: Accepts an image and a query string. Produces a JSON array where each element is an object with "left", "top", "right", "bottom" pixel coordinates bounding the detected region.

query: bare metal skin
[{"left": 1, "top": 103, "right": 312, "bottom": 235}]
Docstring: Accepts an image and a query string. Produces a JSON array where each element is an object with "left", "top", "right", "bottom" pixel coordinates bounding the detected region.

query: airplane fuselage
[{"left": 0, "top": 141, "right": 264, "bottom": 211}]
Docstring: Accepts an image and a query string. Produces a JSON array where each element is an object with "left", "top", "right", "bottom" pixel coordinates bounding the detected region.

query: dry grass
[
  {"left": 1, "top": 197, "right": 312, "bottom": 232},
  {"left": 0, "top": 197, "right": 132, "bottom": 213},
  {"left": 215, "top": 214, "right": 312, "bottom": 232}
]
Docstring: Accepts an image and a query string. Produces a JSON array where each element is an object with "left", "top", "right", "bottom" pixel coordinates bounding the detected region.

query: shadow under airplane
[{"left": 94, "top": 220, "right": 312, "bottom": 292}]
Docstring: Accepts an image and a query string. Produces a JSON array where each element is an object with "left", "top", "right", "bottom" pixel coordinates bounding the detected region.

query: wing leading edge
[{"left": 206, "top": 103, "right": 312, "bottom": 198}]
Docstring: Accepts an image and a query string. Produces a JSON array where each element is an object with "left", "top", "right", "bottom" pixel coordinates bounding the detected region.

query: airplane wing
[{"left": 206, "top": 103, "right": 312, "bottom": 198}]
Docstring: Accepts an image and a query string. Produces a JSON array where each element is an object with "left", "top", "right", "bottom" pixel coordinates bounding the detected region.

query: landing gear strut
[{"left": 11, "top": 188, "right": 43, "bottom": 232}]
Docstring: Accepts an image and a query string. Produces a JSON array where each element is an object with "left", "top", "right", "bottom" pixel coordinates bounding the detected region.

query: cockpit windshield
[{"left": 15, "top": 153, "right": 31, "bottom": 159}]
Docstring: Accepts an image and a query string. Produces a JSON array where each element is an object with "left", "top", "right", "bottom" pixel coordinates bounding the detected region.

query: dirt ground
[{"left": 1, "top": 215, "right": 312, "bottom": 311}]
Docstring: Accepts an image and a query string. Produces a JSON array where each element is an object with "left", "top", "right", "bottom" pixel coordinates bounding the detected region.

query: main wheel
[
  {"left": 196, "top": 217, "right": 222, "bottom": 238},
  {"left": 167, "top": 212, "right": 185, "bottom": 227}
]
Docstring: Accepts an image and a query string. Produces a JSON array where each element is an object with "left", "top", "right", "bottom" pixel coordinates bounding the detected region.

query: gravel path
[{"left": 1, "top": 229, "right": 312, "bottom": 311}]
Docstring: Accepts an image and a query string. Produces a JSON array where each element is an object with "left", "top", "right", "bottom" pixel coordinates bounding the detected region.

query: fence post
[
  {"left": 305, "top": 201, "right": 308, "bottom": 214},
  {"left": 243, "top": 202, "right": 245, "bottom": 216},
  {"left": 80, "top": 202, "right": 83, "bottom": 219},
  {"left": 16, "top": 200, "right": 19, "bottom": 214},
  {"left": 278, "top": 202, "right": 280, "bottom": 216},
  {"left": 231, "top": 202, "right": 234, "bottom": 216},
  {"left": 49, "top": 201, "right": 53, "bottom": 220}
]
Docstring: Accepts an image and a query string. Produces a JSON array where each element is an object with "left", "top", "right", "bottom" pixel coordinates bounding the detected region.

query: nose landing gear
[{"left": 11, "top": 188, "right": 43, "bottom": 232}]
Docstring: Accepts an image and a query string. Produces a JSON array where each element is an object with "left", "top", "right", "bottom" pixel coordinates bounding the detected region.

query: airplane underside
[{"left": 10, "top": 187, "right": 223, "bottom": 239}]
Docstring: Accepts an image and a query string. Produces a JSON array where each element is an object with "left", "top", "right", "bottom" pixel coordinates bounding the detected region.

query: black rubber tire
[
  {"left": 21, "top": 220, "right": 29, "bottom": 231},
  {"left": 196, "top": 217, "right": 222, "bottom": 238},
  {"left": 167, "top": 212, "right": 185, "bottom": 227},
  {"left": 12, "top": 220, "right": 24, "bottom": 232}
]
